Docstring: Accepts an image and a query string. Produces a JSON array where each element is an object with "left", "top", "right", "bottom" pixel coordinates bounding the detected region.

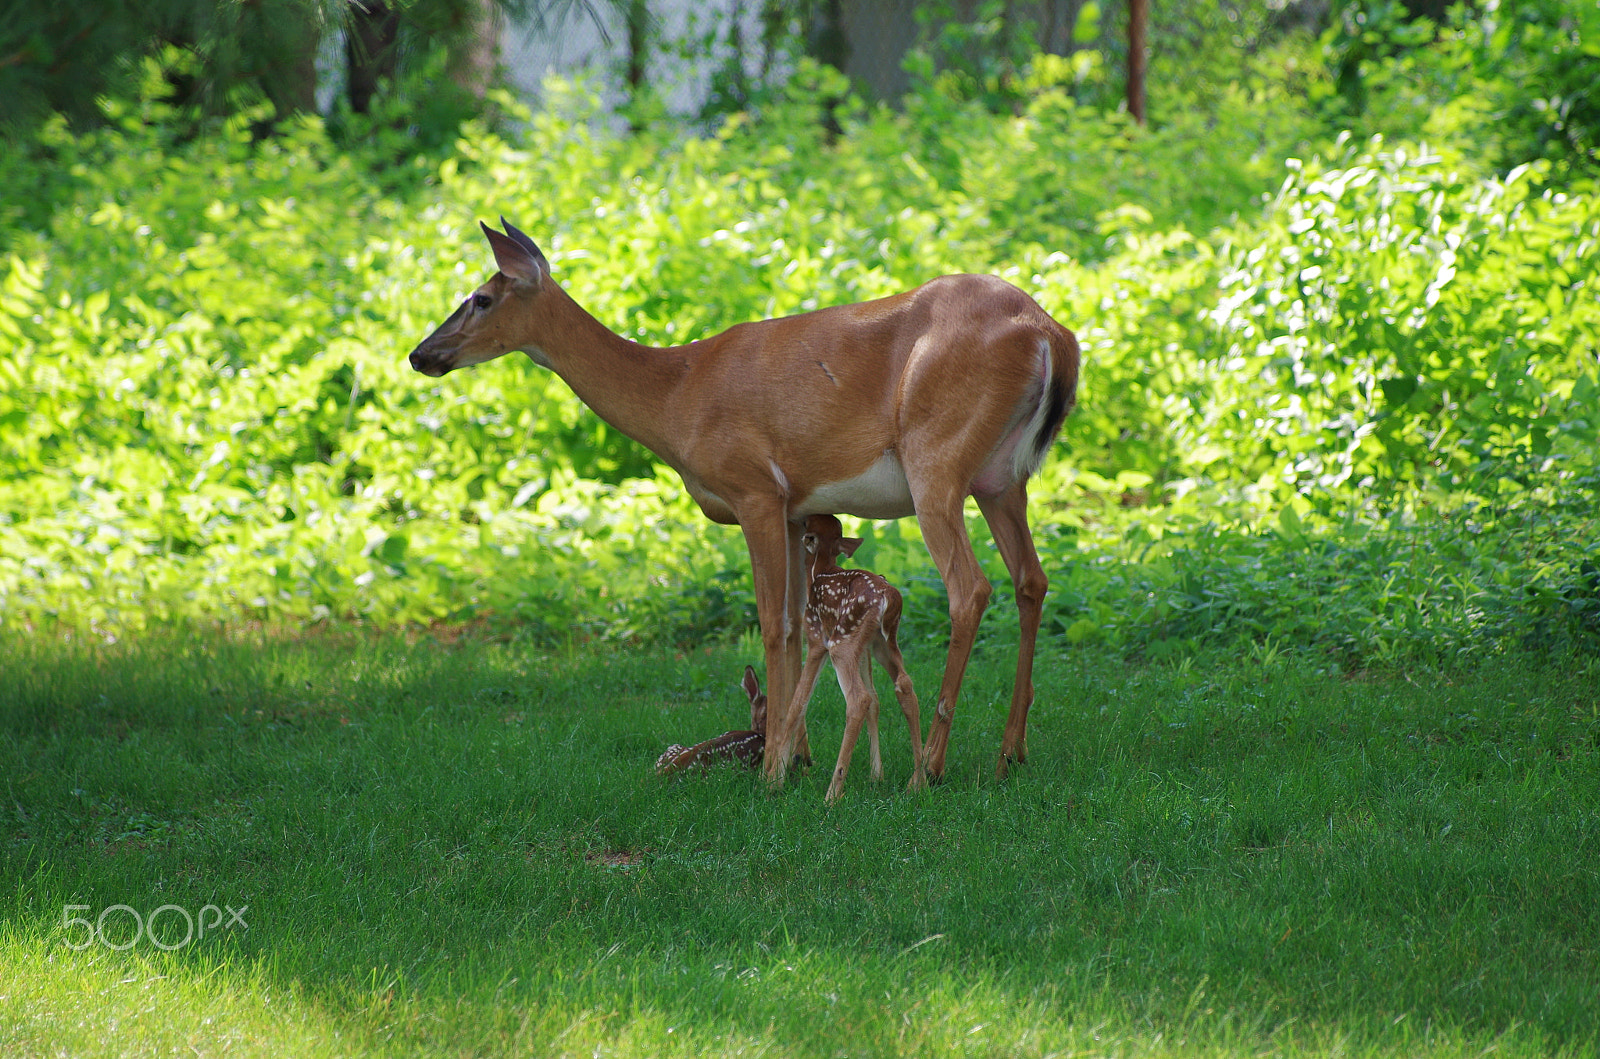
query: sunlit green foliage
[
  {"left": 1046, "top": 142, "right": 1600, "bottom": 494},
  {"left": 1323, "top": 0, "right": 1600, "bottom": 171},
  {"left": 1, "top": 43, "right": 1597, "bottom": 659}
]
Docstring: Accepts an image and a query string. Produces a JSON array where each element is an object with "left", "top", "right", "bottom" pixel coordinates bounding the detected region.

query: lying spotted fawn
[
  {"left": 777, "top": 514, "right": 926, "bottom": 803},
  {"left": 655, "top": 666, "right": 766, "bottom": 776}
]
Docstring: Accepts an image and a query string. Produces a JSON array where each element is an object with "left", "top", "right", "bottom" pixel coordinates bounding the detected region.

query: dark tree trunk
[
  {"left": 264, "top": 33, "right": 320, "bottom": 116},
  {"left": 347, "top": 0, "right": 401, "bottom": 114},
  {"left": 625, "top": 0, "right": 650, "bottom": 96},
  {"left": 243, "top": 1, "right": 320, "bottom": 118},
  {"left": 808, "top": 0, "right": 850, "bottom": 73},
  {"left": 807, "top": 0, "right": 850, "bottom": 139},
  {"left": 447, "top": 0, "right": 503, "bottom": 99},
  {"left": 1127, "top": 0, "right": 1147, "bottom": 124}
]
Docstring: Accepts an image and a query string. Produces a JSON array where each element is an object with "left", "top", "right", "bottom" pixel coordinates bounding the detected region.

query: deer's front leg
[
  {"left": 780, "top": 632, "right": 830, "bottom": 771},
  {"left": 857, "top": 650, "right": 883, "bottom": 783},
  {"left": 784, "top": 519, "right": 812, "bottom": 769},
  {"left": 873, "top": 628, "right": 926, "bottom": 792},
  {"left": 740, "top": 507, "right": 806, "bottom": 786}
]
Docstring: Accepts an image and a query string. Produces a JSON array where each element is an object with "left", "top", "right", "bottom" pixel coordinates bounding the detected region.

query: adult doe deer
[
  {"left": 780, "top": 514, "right": 924, "bottom": 804},
  {"left": 407, "top": 219, "right": 1079, "bottom": 784}
]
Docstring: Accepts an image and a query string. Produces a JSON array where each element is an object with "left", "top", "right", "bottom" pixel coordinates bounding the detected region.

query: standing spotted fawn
[
  {"left": 778, "top": 514, "right": 926, "bottom": 803},
  {"left": 655, "top": 666, "right": 767, "bottom": 776}
]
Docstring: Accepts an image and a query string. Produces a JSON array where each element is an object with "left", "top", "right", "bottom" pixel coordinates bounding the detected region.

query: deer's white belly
[{"left": 795, "top": 451, "right": 915, "bottom": 520}]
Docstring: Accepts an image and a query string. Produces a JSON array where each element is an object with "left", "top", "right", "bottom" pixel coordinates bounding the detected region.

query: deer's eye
[{"left": 472, "top": 293, "right": 492, "bottom": 310}]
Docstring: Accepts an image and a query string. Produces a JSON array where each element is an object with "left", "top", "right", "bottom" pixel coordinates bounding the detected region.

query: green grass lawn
[{"left": 2, "top": 629, "right": 1597, "bottom": 1056}]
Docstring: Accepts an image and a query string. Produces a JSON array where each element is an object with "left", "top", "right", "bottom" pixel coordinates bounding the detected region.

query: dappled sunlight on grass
[
  {"left": 5, "top": 922, "right": 1583, "bottom": 1058},
  {"left": 1, "top": 930, "right": 355, "bottom": 1056}
]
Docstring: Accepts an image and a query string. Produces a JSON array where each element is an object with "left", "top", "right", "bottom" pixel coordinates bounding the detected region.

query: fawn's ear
[
  {"left": 741, "top": 665, "right": 766, "bottom": 731},
  {"left": 837, "top": 536, "right": 863, "bottom": 559}
]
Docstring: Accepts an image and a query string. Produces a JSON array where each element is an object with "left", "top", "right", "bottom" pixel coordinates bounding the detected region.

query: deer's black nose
[{"left": 408, "top": 348, "right": 448, "bottom": 376}]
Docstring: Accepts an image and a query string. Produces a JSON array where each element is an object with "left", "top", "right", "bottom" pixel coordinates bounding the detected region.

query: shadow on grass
[{"left": 2, "top": 629, "right": 1598, "bottom": 1056}]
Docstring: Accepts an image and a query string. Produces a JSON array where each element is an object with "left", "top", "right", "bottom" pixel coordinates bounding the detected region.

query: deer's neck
[{"left": 526, "top": 284, "right": 690, "bottom": 459}]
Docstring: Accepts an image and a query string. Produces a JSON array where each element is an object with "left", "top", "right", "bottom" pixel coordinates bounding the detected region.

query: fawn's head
[
  {"left": 801, "top": 514, "right": 863, "bottom": 578},
  {"left": 408, "top": 218, "right": 554, "bottom": 378}
]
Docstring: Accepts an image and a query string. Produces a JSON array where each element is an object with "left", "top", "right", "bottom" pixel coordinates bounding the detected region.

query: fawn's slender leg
[{"left": 826, "top": 632, "right": 879, "bottom": 804}]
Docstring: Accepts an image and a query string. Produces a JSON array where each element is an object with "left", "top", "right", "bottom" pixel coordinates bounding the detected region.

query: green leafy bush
[
  {"left": 1323, "top": 0, "right": 1600, "bottom": 172},
  {"left": 1034, "top": 473, "right": 1600, "bottom": 666},
  {"left": 1, "top": 60, "right": 1596, "bottom": 665}
]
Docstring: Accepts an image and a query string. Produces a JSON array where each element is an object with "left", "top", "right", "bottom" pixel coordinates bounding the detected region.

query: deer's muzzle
[{"left": 408, "top": 345, "right": 454, "bottom": 376}]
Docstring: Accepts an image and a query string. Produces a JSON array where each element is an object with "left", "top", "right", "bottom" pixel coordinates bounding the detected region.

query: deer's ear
[
  {"left": 837, "top": 536, "right": 864, "bottom": 559},
  {"left": 481, "top": 221, "right": 545, "bottom": 286},
  {"left": 741, "top": 665, "right": 760, "bottom": 701}
]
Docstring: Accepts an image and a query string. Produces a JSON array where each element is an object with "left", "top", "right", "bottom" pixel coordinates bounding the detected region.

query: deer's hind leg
[
  {"left": 902, "top": 488, "right": 991, "bottom": 782},
  {"left": 976, "top": 481, "right": 1047, "bottom": 779}
]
